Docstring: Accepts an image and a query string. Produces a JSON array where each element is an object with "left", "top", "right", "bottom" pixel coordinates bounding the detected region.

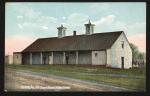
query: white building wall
[
  {"left": 32, "top": 53, "right": 41, "bottom": 64},
  {"left": 106, "top": 49, "right": 111, "bottom": 67},
  {"left": 107, "top": 32, "right": 132, "bottom": 69},
  {"left": 50, "top": 52, "right": 53, "bottom": 64},
  {"left": 13, "top": 53, "right": 22, "bottom": 65},
  {"left": 92, "top": 51, "right": 106, "bottom": 65},
  {"left": 78, "top": 51, "right": 92, "bottom": 64},
  {"left": 5, "top": 55, "right": 13, "bottom": 64}
]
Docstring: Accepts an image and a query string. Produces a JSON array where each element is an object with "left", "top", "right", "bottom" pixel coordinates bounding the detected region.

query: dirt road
[{"left": 5, "top": 68, "right": 131, "bottom": 92}]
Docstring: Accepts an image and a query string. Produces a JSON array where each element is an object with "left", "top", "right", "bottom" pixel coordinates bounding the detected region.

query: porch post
[
  {"left": 63, "top": 52, "right": 66, "bottom": 64},
  {"left": 51, "top": 52, "right": 53, "bottom": 64},
  {"left": 40, "top": 52, "right": 43, "bottom": 64},
  {"left": 30, "top": 53, "right": 32, "bottom": 65},
  {"left": 76, "top": 51, "right": 78, "bottom": 64}
]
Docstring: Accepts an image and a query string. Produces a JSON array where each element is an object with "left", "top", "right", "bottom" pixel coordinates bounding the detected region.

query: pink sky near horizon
[
  {"left": 5, "top": 33, "right": 146, "bottom": 55},
  {"left": 5, "top": 36, "right": 36, "bottom": 55},
  {"left": 128, "top": 33, "right": 146, "bottom": 52}
]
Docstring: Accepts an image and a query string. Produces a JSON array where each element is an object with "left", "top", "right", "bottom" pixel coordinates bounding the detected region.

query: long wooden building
[{"left": 13, "top": 20, "right": 132, "bottom": 69}]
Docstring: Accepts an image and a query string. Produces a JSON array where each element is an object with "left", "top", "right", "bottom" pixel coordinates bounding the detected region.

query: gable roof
[{"left": 22, "top": 31, "right": 123, "bottom": 52}]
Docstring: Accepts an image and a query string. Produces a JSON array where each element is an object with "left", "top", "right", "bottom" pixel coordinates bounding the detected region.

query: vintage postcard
[{"left": 5, "top": 2, "right": 146, "bottom": 92}]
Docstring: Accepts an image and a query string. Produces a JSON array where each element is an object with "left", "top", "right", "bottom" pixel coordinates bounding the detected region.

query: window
[
  {"left": 122, "top": 41, "right": 124, "bottom": 48},
  {"left": 95, "top": 53, "right": 98, "bottom": 57}
]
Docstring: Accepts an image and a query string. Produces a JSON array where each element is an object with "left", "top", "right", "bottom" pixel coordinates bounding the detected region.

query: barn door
[{"left": 121, "top": 57, "right": 124, "bottom": 69}]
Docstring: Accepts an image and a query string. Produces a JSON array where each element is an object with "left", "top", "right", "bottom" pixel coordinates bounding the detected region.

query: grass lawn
[{"left": 6, "top": 64, "right": 146, "bottom": 91}]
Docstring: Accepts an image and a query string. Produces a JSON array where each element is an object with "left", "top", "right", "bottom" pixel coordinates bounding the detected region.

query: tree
[
  {"left": 138, "top": 52, "right": 144, "bottom": 60},
  {"left": 130, "top": 43, "right": 146, "bottom": 68},
  {"left": 129, "top": 43, "right": 145, "bottom": 66},
  {"left": 130, "top": 43, "right": 140, "bottom": 60}
]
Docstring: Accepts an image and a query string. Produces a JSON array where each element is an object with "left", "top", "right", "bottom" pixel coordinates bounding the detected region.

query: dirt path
[{"left": 5, "top": 68, "right": 131, "bottom": 92}]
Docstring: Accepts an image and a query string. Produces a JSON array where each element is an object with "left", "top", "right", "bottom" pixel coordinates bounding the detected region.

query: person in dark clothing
[
  {"left": 43, "top": 56, "right": 46, "bottom": 65},
  {"left": 66, "top": 55, "right": 69, "bottom": 64}
]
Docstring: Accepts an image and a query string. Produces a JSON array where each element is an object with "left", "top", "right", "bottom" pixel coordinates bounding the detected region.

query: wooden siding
[
  {"left": 66, "top": 52, "right": 76, "bottom": 64},
  {"left": 5, "top": 55, "right": 13, "bottom": 64},
  {"left": 78, "top": 51, "right": 92, "bottom": 64},
  {"left": 53, "top": 52, "right": 63, "bottom": 64},
  {"left": 22, "top": 53, "right": 30, "bottom": 64},
  {"left": 107, "top": 32, "right": 132, "bottom": 69},
  {"left": 32, "top": 53, "right": 41, "bottom": 64},
  {"left": 92, "top": 51, "right": 106, "bottom": 65},
  {"left": 13, "top": 53, "right": 22, "bottom": 65}
]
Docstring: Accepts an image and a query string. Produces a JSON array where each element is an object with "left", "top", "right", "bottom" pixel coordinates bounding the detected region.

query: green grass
[{"left": 6, "top": 64, "right": 146, "bottom": 91}]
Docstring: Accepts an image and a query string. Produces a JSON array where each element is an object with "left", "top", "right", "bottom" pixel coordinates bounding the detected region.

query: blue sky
[{"left": 5, "top": 2, "right": 146, "bottom": 55}]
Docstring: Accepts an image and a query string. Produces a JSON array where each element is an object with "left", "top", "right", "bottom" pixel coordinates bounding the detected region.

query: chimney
[
  {"left": 57, "top": 24, "right": 67, "bottom": 38},
  {"left": 84, "top": 20, "right": 95, "bottom": 35},
  {"left": 73, "top": 30, "right": 76, "bottom": 36}
]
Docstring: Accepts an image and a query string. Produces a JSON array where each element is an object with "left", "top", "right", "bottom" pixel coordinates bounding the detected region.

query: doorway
[
  {"left": 66, "top": 55, "right": 69, "bottom": 64},
  {"left": 121, "top": 57, "right": 124, "bottom": 69}
]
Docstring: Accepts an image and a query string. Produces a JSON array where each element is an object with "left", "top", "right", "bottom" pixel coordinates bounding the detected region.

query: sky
[{"left": 5, "top": 2, "right": 146, "bottom": 55}]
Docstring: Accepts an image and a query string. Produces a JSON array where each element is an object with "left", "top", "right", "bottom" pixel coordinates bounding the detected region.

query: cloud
[
  {"left": 94, "top": 15, "right": 116, "bottom": 26},
  {"left": 18, "top": 24, "right": 23, "bottom": 29},
  {"left": 64, "top": 13, "right": 89, "bottom": 35},
  {"left": 15, "top": 14, "right": 58, "bottom": 36},
  {"left": 93, "top": 15, "right": 116, "bottom": 32},
  {"left": 6, "top": 3, "right": 41, "bottom": 20},
  {"left": 62, "top": 16, "right": 66, "bottom": 20},
  {"left": 111, "top": 21, "right": 146, "bottom": 36},
  {"left": 6, "top": 3, "right": 59, "bottom": 46},
  {"left": 17, "top": 6, "right": 41, "bottom": 20},
  {"left": 91, "top": 14, "right": 145, "bottom": 36},
  {"left": 38, "top": 16, "right": 58, "bottom": 24},
  {"left": 17, "top": 15, "right": 23, "bottom": 19},
  {"left": 67, "top": 13, "right": 89, "bottom": 25},
  {"left": 41, "top": 25, "right": 48, "bottom": 30}
]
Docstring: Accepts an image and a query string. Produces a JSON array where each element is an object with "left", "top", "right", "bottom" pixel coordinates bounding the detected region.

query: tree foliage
[{"left": 129, "top": 43, "right": 145, "bottom": 60}]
